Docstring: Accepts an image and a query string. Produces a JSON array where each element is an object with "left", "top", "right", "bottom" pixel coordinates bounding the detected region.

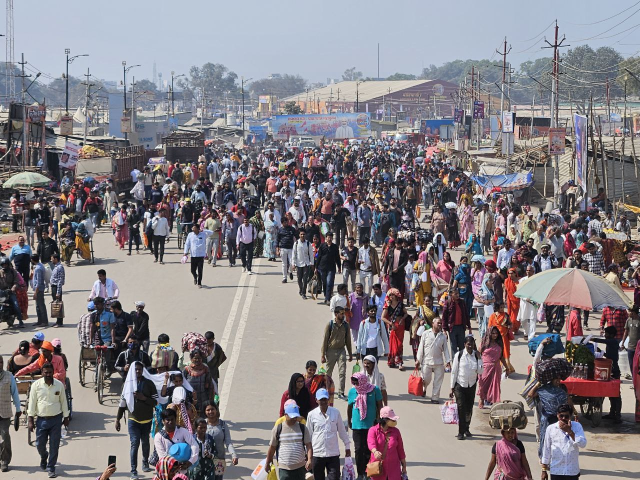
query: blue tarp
[{"left": 471, "top": 172, "right": 534, "bottom": 191}]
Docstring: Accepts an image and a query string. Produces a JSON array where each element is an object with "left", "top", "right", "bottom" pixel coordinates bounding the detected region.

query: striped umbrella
[{"left": 514, "top": 268, "right": 631, "bottom": 311}]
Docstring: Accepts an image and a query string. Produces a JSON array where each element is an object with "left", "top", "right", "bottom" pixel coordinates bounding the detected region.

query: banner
[
  {"left": 60, "top": 116, "right": 73, "bottom": 136},
  {"left": 26, "top": 105, "right": 46, "bottom": 123},
  {"left": 473, "top": 101, "right": 485, "bottom": 119},
  {"left": 574, "top": 114, "right": 587, "bottom": 190},
  {"left": 270, "top": 113, "right": 371, "bottom": 139},
  {"left": 548, "top": 128, "right": 566, "bottom": 155},
  {"left": 60, "top": 141, "right": 80, "bottom": 169},
  {"left": 121, "top": 116, "right": 131, "bottom": 133},
  {"left": 502, "top": 111, "right": 514, "bottom": 133},
  {"left": 454, "top": 108, "right": 464, "bottom": 124}
]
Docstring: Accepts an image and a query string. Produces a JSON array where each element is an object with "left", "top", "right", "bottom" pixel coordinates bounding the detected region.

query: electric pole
[
  {"left": 18, "top": 53, "right": 29, "bottom": 168},
  {"left": 82, "top": 68, "right": 95, "bottom": 144},
  {"left": 544, "top": 20, "right": 568, "bottom": 207}
]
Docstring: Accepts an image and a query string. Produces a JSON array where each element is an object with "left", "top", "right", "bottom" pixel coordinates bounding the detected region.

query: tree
[
  {"left": 135, "top": 79, "right": 159, "bottom": 95},
  {"left": 386, "top": 73, "right": 416, "bottom": 80},
  {"left": 249, "top": 74, "right": 307, "bottom": 99},
  {"left": 179, "top": 62, "right": 239, "bottom": 107},
  {"left": 342, "top": 67, "right": 363, "bottom": 81},
  {"left": 617, "top": 57, "right": 640, "bottom": 95},
  {"left": 283, "top": 101, "right": 302, "bottom": 114}
]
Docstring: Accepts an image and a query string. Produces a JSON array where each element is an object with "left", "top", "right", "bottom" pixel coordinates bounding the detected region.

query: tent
[{"left": 471, "top": 171, "right": 534, "bottom": 193}]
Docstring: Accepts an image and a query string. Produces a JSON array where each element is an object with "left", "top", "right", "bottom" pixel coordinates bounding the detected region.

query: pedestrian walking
[
  {"left": 27, "top": 362, "right": 70, "bottom": 478},
  {"left": 31, "top": 254, "right": 48, "bottom": 326},
  {"left": 450, "top": 335, "right": 483, "bottom": 440},
  {"left": 50, "top": 254, "right": 65, "bottom": 328},
  {"left": 151, "top": 211, "right": 170, "bottom": 263},
  {"left": 321, "top": 306, "right": 353, "bottom": 398},
  {"left": 236, "top": 216, "right": 256, "bottom": 274},
  {"left": 0, "top": 355, "right": 21, "bottom": 472},
  {"left": 541, "top": 404, "right": 587, "bottom": 480},
  {"left": 265, "top": 403, "right": 312, "bottom": 480},
  {"left": 277, "top": 217, "right": 297, "bottom": 283},
  {"left": 183, "top": 224, "right": 213, "bottom": 288},
  {"left": 292, "top": 230, "right": 313, "bottom": 299},
  {"left": 415, "top": 318, "right": 451, "bottom": 404}
]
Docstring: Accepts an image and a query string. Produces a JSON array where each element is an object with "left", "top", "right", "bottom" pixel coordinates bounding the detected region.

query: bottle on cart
[{"left": 580, "top": 364, "right": 586, "bottom": 379}]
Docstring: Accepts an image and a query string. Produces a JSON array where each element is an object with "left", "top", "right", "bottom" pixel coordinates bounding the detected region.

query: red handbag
[{"left": 408, "top": 367, "right": 425, "bottom": 396}]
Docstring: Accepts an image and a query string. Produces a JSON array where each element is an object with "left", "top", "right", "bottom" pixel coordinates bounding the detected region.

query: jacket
[
  {"left": 358, "top": 245, "right": 380, "bottom": 276},
  {"left": 292, "top": 239, "right": 313, "bottom": 267},
  {"left": 441, "top": 299, "right": 471, "bottom": 331},
  {"left": 355, "top": 318, "right": 389, "bottom": 356},
  {"left": 276, "top": 226, "right": 297, "bottom": 249},
  {"left": 383, "top": 248, "right": 408, "bottom": 276}
]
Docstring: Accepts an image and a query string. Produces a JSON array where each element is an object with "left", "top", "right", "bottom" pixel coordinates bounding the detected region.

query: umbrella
[
  {"left": 3, "top": 172, "right": 50, "bottom": 189},
  {"left": 445, "top": 201, "right": 457, "bottom": 209},
  {"left": 535, "top": 358, "right": 572, "bottom": 384},
  {"left": 514, "top": 268, "right": 631, "bottom": 311}
]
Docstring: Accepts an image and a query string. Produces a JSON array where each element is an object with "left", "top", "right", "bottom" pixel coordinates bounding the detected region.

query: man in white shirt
[
  {"left": 541, "top": 404, "right": 587, "bottom": 480},
  {"left": 306, "top": 388, "right": 351, "bottom": 480},
  {"left": 357, "top": 238, "right": 379, "bottom": 295},
  {"left": 416, "top": 318, "right": 451, "bottom": 404},
  {"left": 329, "top": 284, "right": 348, "bottom": 313},
  {"left": 292, "top": 231, "right": 313, "bottom": 299},
  {"left": 153, "top": 409, "right": 198, "bottom": 471},
  {"left": 288, "top": 196, "right": 307, "bottom": 225},
  {"left": 496, "top": 239, "right": 516, "bottom": 271},
  {"left": 449, "top": 335, "right": 483, "bottom": 440},
  {"left": 183, "top": 224, "right": 213, "bottom": 288}
]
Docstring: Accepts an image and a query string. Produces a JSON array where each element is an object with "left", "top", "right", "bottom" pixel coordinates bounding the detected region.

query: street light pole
[
  {"left": 122, "top": 61, "right": 140, "bottom": 141},
  {"left": 241, "top": 76, "right": 245, "bottom": 135},
  {"left": 65, "top": 50, "right": 88, "bottom": 115},
  {"left": 171, "top": 71, "right": 175, "bottom": 118}
]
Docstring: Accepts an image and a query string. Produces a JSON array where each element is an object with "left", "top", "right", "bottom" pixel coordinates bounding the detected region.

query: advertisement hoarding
[
  {"left": 454, "top": 108, "right": 464, "bottom": 124},
  {"left": 271, "top": 113, "right": 371, "bottom": 140},
  {"left": 574, "top": 114, "right": 587, "bottom": 190},
  {"left": 473, "top": 101, "right": 485, "bottom": 119},
  {"left": 60, "top": 116, "right": 73, "bottom": 136},
  {"left": 502, "top": 111, "right": 514, "bottom": 133},
  {"left": 60, "top": 141, "right": 80, "bottom": 169},
  {"left": 548, "top": 128, "right": 566, "bottom": 155}
]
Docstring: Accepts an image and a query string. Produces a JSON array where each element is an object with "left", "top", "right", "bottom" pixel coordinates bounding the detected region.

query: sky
[{"left": 7, "top": 0, "right": 640, "bottom": 87}]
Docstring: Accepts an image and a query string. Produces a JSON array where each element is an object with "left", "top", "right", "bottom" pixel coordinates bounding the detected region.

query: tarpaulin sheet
[
  {"left": 471, "top": 171, "right": 534, "bottom": 192},
  {"left": 561, "top": 378, "right": 620, "bottom": 397}
]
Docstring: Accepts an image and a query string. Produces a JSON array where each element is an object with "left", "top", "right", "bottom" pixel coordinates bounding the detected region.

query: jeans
[
  {"left": 128, "top": 419, "right": 151, "bottom": 474},
  {"left": 312, "top": 455, "right": 340, "bottom": 480},
  {"left": 453, "top": 383, "right": 476, "bottom": 435},
  {"left": 153, "top": 235, "right": 166, "bottom": 261},
  {"left": 239, "top": 242, "right": 254, "bottom": 271},
  {"left": 25, "top": 226, "right": 35, "bottom": 246},
  {"left": 342, "top": 267, "right": 356, "bottom": 292},
  {"left": 449, "top": 324, "right": 465, "bottom": 355},
  {"left": 296, "top": 265, "right": 309, "bottom": 295},
  {"left": 226, "top": 239, "right": 237, "bottom": 265},
  {"left": 35, "top": 289, "right": 48, "bottom": 325},
  {"left": 51, "top": 285, "right": 62, "bottom": 326},
  {"left": 6, "top": 291, "right": 22, "bottom": 322},
  {"left": 352, "top": 429, "right": 370, "bottom": 477},
  {"left": 320, "top": 269, "right": 336, "bottom": 302},
  {"left": 36, "top": 414, "right": 62, "bottom": 473},
  {"left": 335, "top": 225, "right": 347, "bottom": 249},
  {"left": 0, "top": 417, "right": 11, "bottom": 466},
  {"left": 280, "top": 248, "right": 293, "bottom": 279},
  {"left": 207, "top": 236, "right": 220, "bottom": 265},
  {"left": 359, "top": 271, "right": 373, "bottom": 295},
  {"left": 129, "top": 231, "right": 141, "bottom": 253},
  {"left": 12, "top": 214, "right": 19, "bottom": 233},
  {"left": 191, "top": 257, "right": 204, "bottom": 285}
]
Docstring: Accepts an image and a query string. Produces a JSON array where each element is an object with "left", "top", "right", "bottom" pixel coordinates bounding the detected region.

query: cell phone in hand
[{"left": 108, "top": 456, "right": 116, "bottom": 467}]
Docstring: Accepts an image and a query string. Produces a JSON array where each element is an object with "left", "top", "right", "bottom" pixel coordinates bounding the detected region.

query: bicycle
[
  {"left": 92, "top": 345, "right": 115, "bottom": 404},
  {"left": 177, "top": 222, "right": 193, "bottom": 250}
]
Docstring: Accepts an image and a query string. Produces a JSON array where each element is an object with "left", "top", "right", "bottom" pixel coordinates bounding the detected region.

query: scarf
[
  {"left": 363, "top": 355, "right": 383, "bottom": 389},
  {"left": 384, "top": 288, "right": 402, "bottom": 309},
  {"left": 172, "top": 387, "right": 193, "bottom": 433},
  {"left": 495, "top": 435, "right": 528, "bottom": 480},
  {"left": 564, "top": 232, "right": 576, "bottom": 258},
  {"left": 352, "top": 372, "right": 375, "bottom": 420},
  {"left": 154, "top": 456, "right": 177, "bottom": 480},
  {"left": 480, "top": 273, "right": 495, "bottom": 301},
  {"left": 121, "top": 362, "right": 193, "bottom": 410}
]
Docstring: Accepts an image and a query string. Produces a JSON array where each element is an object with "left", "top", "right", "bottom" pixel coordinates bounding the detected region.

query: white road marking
[
  {"left": 218, "top": 272, "right": 248, "bottom": 353},
  {"left": 219, "top": 262, "right": 259, "bottom": 418}
]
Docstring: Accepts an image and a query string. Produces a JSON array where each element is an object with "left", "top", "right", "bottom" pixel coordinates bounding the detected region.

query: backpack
[
  {"left": 275, "top": 422, "right": 306, "bottom": 460},
  {"left": 488, "top": 400, "right": 528, "bottom": 430}
]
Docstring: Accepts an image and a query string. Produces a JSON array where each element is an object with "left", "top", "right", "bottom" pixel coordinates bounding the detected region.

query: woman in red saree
[
  {"left": 488, "top": 303, "right": 515, "bottom": 374},
  {"left": 484, "top": 428, "right": 532, "bottom": 480},
  {"left": 382, "top": 288, "right": 409, "bottom": 370},
  {"left": 504, "top": 268, "right": 520, "bottom": 333}
]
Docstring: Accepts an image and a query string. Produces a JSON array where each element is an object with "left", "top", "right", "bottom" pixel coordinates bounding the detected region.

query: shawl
[
  {"left": 172, "top": 387, "right": 193, "bottom": 433},
  {"left": 154, "top": 457, "right": 177, "bottom": 480},
  {"left": 495, "top": 435, "right": 528, "bottom": 480},
  {"left": 480, "top": 273, "right": 495, "bottom": 301},
  {"left": 352, "top": 371, "right": 375, "bottom": 420},
  {"left": 480, "top": 326, "right": 504, "bottom": 355},
  {"left": 363, "top": 355, "right": 383, "bottom": 389}
]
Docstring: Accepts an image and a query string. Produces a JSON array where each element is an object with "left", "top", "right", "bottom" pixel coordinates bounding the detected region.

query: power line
[
  {"left": 568, "top": 7, "right": 640, "bottom": 42},
  {"left": 567, "top": 1, "right": 640, "bottom": 26}
]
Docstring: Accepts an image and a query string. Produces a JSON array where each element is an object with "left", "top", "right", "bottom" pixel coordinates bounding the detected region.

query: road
[{"left": 1, "top": 227, "right": 639, "bottom": 480}]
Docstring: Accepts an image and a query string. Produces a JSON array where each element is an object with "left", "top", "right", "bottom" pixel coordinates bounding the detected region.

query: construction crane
[{"left": 5, "top": 0, "right": 15, "bottom": 103}]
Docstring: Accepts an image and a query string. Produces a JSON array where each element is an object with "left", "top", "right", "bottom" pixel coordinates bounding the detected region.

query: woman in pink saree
[
  {"left": 477, "top": 326, "right": 509, "bottom": 409},
  {"left": 484, "top": 427, "right": 532, "bottom": 480},
  {"left": 459, "top": 197, "right": 475, "bottom": 242}
]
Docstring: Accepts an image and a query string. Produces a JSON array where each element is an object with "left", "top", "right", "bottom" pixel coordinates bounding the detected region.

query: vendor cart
[{"left": 562, "top": 378, "right": 620, "bottom": 427}]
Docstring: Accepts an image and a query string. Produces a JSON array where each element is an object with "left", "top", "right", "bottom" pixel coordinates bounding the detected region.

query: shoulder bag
[{"left": 366, "top": 433, "right": 388, "bottom": 477}]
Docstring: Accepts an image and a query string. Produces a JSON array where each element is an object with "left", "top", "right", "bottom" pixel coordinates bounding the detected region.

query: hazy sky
[{"left": 9, "top": 0, "right": 640, "bottom": 86}]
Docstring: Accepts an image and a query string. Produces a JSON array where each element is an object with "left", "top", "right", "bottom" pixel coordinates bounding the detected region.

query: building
[{"left": 278, "top": 80, "right": 462, "bottom": 122}]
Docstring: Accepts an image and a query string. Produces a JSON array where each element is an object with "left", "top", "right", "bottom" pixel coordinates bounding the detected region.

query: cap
[
  {"left": 168, "top": 443, "right": 192, "bottom": 462},
  {"left": 380, "top": 406, "right": 399, "bottom": 421},
  {"left": 315, "top": 388, "right": 330, "bottom": 400},
  {"left": 33, "top": 332, "right": 45, "bottom": 342},
  {"left": 87, "top": 301, "right": 95, "bottom": 310},
  {"left": 284, "top": 403, "right": 300, "bottom": 418},
  {"left": 41, "top": 341, "right": 54, "bottom": 352},
  {"left": 135, "top": 301, "right": 145, "bottom": 308},
  {"left": 51, "top": 338, "right": 62, "bottom": 348}
]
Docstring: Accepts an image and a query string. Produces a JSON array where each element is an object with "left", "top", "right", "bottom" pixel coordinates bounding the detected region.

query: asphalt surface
[{"left": 1, "top": 227, "right": 639, "bottom": 480}]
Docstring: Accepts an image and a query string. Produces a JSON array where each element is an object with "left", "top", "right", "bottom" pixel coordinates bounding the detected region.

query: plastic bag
[
  {"left": 341, "top": 457, "right": 356, "bottom": 480},
  {"left": 181, "top": 255, "right": 188, "bottom": 264},
  {"left": 408, "top": 367, "right": 425, "bottom": 396},
  {"left": 440, "top": 401, "right": 459, "bottom": 424}
]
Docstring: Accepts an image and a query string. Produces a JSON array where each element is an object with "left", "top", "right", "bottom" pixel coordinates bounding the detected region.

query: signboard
[
  {"left": 60, "top": 116, "right": 73, "bottom": 136},
  {"left": 60, "top": 141, "right": 80, "bottom": 169},
  {"left": 420, "top": 119, "right": 455, "bottom": 137},
  {"left": 258, "top": 95, "right": 270, "bottom": 104},
  {"left": 26, "top": 105, "right": 46, "bottom": 123},
  {"left": 454, "top": 108, "right": 464, "bottom": 124},
  {"left": 473, "top": 101, "right": 485, "bottom": 119},
  {"left": 502, "top": 111, "right": 514, "bottom": 133},
  {"left": 574, "top": 114, "right": 587, "bottom": 190},
  {"left": 121, "top": 116, "right": 131, "bottom": 133},
  {"left": 548, "top": 128, "right": 566, "bottom": 155},
  {"left": 270, "top": 113, "right": 371, "bottom": 139}
]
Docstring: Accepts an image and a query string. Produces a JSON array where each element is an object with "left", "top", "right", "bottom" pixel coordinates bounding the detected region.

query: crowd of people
[{"left": 0, "top": 137, "right": 639, "bottom": 480}]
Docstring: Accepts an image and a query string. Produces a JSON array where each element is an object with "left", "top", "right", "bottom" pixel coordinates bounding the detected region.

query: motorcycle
[{"left": 0, "top": 289, "right": 16, "bottom": 327}]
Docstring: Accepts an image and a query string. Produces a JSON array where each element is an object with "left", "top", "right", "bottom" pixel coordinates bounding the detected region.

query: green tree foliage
[
  {"left": 283, "top": 101, "right": 302, "bottom": 114},
  {"left": 180, "top": 63, "right": 238, "bottom": 104},
  {"left": 135, "top": 79, "right": 159, "bottom": 95},
  {"left": 249, "top": 74, "right": 307, "bottom": 99},
  {"left": 386, "top": 73, "right": 417, "bottom": 80},
  {"left": 342, "top": 67, "right": 363, "bottom": 81}
]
